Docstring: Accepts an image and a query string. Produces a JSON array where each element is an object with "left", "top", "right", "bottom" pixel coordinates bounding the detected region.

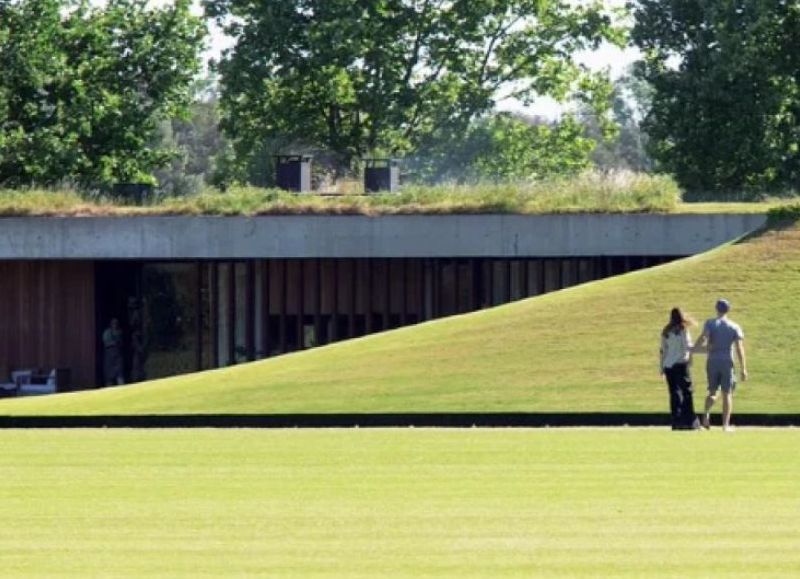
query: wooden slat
[
  {"left": 331, "top": 259, "right": 339, "bottom": 342},
  {"left": 211, "top": 263, "right": 219, "bottom": 367},
  {"left": 349, "top": 259, "right": 357, "bottom": 337},
  {"left": 401, "top": 258, "right": 409, "bottom": 326},
  {"left": 196, "top": 262, "right": 203, "bottom": 371},
  {"left": 0, "top": 261, "right": 95, "bottom": 389},
  {"left": 246, "top": 261, "right": 256, "bottom": 361},
  {"left": 365, "top": 259, "right": 373, "bottom": 334},
  {"left": 227, "top": 263, "right": 236, "bottom": 364},
  {"left": 262, "top": 260, "right": 271, "bottom": 358},
  {"left": 314, "top": 258, "right": 322, "bottom": 346},
  {"left": 298, "top": 259, "right": 305, "bottom": 349},
  {"left": 383, "top": 258, "right": 391, "bottom": 330},
  {"left": 279, "top": 260, "right": 287, "bottom": 353}
]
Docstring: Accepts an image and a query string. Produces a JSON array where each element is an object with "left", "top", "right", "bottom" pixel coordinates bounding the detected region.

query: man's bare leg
[
  {"left": 722, "top": 392, "right": 734, "bottom": 430},
  {"left": 703, "top": 393, "right": 717, "bottom": 429}
]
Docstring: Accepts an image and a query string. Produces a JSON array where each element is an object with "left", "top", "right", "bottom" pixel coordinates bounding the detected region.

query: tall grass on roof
[{"left": 0, "top": 171, "right": 682, "bottom": 216}]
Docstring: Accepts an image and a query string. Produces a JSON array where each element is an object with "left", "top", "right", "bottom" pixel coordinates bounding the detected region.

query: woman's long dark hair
[{"left": 662, "top": 307, "right": 695, "bottom": 337}]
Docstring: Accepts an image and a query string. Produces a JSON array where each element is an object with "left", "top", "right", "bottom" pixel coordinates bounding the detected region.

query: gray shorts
[{"left": 707, "top": 359, "right": 736, "bottom": 394}]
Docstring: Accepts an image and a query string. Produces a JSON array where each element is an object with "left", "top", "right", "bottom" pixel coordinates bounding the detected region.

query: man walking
[{"left": 693, "top": 299, "right": 747, "bottom": 431}]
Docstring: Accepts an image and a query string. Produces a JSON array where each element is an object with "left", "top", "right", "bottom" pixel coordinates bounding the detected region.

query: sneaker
[
  {"left": 702, "top": 416, "right": 711, "bottom": 430},
  {"left": 723, "top": 425, "right": 736, "bottom": 433}
]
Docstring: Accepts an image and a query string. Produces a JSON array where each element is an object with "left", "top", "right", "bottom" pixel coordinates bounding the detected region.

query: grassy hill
[{"left": 2, "top": 223, "right": 799, "bottom": 416}]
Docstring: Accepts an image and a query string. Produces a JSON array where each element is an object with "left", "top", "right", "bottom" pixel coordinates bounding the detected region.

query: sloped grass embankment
[{"left": 2, "top": 221, "right": 799, "bottom": 416}]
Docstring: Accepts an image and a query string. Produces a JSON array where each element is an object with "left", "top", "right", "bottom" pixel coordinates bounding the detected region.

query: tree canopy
[
  {"left": 206, "top": 0, "right": 624, "bottom": 181},
  {"left": 0, "top": 0, "right": 206, "bottom": 187},
  {"left": 632, "top": 0, "right": 800, "bottom": 195}
]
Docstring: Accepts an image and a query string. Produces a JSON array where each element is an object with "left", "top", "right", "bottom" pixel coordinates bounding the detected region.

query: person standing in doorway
[
  {"left": 660, "top": 307, "right": 700, "bottom": 430},
  {"left": 693, "top": 299, "right": 747, "bottom": 431},
  {"left": 102, "top": 318, "right": 125, "bottom": 386}
]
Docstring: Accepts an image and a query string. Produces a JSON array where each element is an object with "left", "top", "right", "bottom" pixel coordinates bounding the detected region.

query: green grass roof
[
  {"left": 2, "top": 223, "right": 799, "bottom": 416},
  {"left": 0, "top": 177, "right": 786, "bottom": 217}
]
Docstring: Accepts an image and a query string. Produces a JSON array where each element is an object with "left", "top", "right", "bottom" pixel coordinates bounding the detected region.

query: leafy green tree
[
  {"left": 0, "top": 0, "right": 70, "bottom": 185},
  {"left": 206, "top": 0, "right": 624, "bottom": 182},
  {"left": 583, "top": 70, "right": 653, "bottom": 172},
  {"left": 0, "top": 0, "right": 205, "bottom": 187},
  {"left": 154, "top": 79, "right": 229, "bottom": 195},
  {"left": 412, "top": 113, "right": 596, "bottom": 182},
  {"left": 632, "top": 0, "right": 800, "bottom": 195}
]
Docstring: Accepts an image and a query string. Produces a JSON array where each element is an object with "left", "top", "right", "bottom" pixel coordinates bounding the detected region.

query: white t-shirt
[{"left": 661, "top": 328, "right": 692, "bottom": 369}]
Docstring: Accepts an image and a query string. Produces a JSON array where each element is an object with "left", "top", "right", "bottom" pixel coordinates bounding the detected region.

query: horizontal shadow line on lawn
[{"left": 0, "top": 413, "right": 798, "bottom": 429}]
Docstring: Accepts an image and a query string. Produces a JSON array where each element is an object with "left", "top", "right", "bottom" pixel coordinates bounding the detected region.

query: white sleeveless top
[{"left": 661, "top": 329, "right": 693, "bottom": 369}]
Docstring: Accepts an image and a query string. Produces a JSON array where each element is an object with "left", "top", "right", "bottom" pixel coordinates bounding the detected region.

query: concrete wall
[{"left": 0, "top": 213, "right": 767, "bottom": 259}]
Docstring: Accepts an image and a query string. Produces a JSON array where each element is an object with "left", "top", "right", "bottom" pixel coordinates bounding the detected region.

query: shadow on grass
[
  {"left": 0, "top": 413, "right": 798, "bottom": 428},
  {"left": 734, "top": 210, "right": 799, "bottom": 245}
]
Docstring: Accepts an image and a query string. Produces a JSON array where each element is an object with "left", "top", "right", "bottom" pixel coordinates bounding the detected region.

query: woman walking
[{"left": 660, "top": 308, "right": 700, "bottom": 430}]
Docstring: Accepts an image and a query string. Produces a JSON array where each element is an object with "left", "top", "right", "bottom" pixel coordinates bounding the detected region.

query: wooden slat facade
[
  {"left": 0, "top": 255, "right": 678, "bottom": 392},
  {"left": 0, "top": 261, "right": 95, "bottom": 389}
]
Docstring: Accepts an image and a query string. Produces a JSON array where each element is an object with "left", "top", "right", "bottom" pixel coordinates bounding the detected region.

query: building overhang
[{"left": 0, "top": 213, "right": 767, "bottom": 260}]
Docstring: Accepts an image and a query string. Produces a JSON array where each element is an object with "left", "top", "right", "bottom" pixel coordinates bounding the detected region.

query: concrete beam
[{"left": 0, "top": 213, "right": 767, "bottom": 260}]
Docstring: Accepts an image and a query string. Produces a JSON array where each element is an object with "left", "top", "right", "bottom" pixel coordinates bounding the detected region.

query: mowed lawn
[
  {"left": 0, "top": 428, "right": 798, "bottom": 577},
  {"left": 3, "top": 224, "right": 800, "bottom": 416}
]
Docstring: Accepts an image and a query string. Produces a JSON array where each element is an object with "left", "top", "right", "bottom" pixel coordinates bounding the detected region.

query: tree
[
  {"left": 205, "top": 0, "right": 624, "bottom": 182},
  {"left": 411, "top": 112, "right": 596, "bottom": 182},
  {"left": 0, "top": 0, "right": 70, "bottom": 185},
  {"left": 631, "top": 0, "right": 800, "bottom": 195},
  {"left": 154, "top": 79, "right": 229, "bottom": 195},
  {"left": 582, "top": 70, "right": 653, "bottom": 172},
  {"left": 0, "top": 0, "right": 206, "bottom": 187}
]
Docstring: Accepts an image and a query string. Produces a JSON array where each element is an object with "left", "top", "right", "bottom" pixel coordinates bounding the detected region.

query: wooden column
[
  {"left": 195, "top": 261, "right": 203, "bottom": 371},
  {"left": 505, "top": 259, "right": 513, "bottom": 303},
  {"left": 383, "top": 258, "right": 391, "bottom": 330},
  {"left": 401, "top": 258, "right": 409, "bottom": 326},
  {"left": 472, "top": 259, "right": 482, "bottom": 310},
  {"left": 522, "top": 260, "right": 530, "bottom": 298},
  {"left": 419, "top": 259, "right": 427, "bottom": 321},
  {"left": 538, "top": 259, "right": 546, "bottom": 295},
  {"left": 279, "top": 260, "right": 287, "bottom": 354},
  {"left": 417, "top": 258, "right": 433, "bottom": 322},
  {"left": 487, "top": 259, "right": 495, "bottom": 306},
  {"left": 211, "top": 262, "right": 219, "bottom": 367},
  {"left": 227, "top": 263, "right": 236, "bottom": 364},
  {"left": 453, "top": 260, "right": 461, "bottom": 313},
  {"left": 262, "top": 260, "right": 271, "bottom": 358},
  {"left": 349, "top": 259, "right": 357, "bottom": 337},
  {"left": 314, "top": 258, "right": 322, "bottom": 346},
  {"left": 246, "top": 261, "right": 256, "bottom": 361},
  {"left": 434, "top": 258, "right": 442, "bottom": 318},
  {"left": 297, "top": 259, "right": 305, "bottom": 349},
  {"left": 331, "top": 259, "right": 339, "bottom": 342},
  {"left": 365, "top": 259, "right": 373, "bottom": 334}
]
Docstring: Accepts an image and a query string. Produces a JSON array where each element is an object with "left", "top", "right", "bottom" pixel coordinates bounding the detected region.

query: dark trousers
[{"left": 664, "top": 363, "right": 699, "bottom": 430}]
